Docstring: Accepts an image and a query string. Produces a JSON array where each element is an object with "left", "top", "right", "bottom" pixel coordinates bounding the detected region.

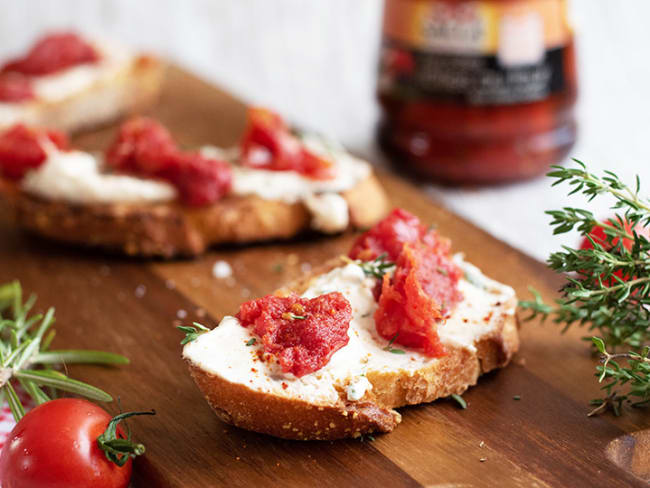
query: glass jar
[{"left": 377, "top": 0, "right": 577, "bottom": 184}]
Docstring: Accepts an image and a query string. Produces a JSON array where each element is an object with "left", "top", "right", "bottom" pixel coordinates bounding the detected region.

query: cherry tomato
[
  {"left": 580, "top": 217, "right": 649, "bottom": 282},
  {"left": 0, "top": 398, "right": 132, "bottom": 488}
]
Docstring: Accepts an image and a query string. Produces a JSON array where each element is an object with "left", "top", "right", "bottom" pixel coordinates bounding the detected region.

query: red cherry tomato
[
  {"left": 0, "top": 124, "right": 69, "bottom": 180},
  {"left": 580, "top": 217, "right": 650, "bottom": 282},
  {"left": 0, "top": 398, "right": 132, "bottom": 488}
]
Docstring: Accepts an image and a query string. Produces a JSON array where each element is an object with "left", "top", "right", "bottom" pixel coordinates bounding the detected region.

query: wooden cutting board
[{"left": 1, "top": 66, "right": 648, "bottom": 487}]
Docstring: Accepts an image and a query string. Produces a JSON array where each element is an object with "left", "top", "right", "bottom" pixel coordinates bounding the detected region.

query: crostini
[
  {"left": 0, "top": 31, "right": 163, "bottom": 132},
  {"left": 0, "top": 109, "right": 388, "bottom": 256},
  {"left": 183, "top": 209, "right": 519, "bottom": 440}
]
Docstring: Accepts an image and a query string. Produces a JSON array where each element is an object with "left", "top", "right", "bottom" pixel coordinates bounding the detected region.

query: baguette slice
[
  {"left": 0, "top": 172, "right": 388, "bottom": 257},
  {"left": 0, "top": 55, "right": 164, "bottom": 133},
  {"left": 183, "top": 256, "right": 519, "bottom": 440}
]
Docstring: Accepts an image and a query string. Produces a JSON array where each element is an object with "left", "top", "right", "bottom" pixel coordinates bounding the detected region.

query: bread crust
[
  {"left": 0, "top": 55, "right": 164, "bottom": 133},
  {"left": 186, "top": 257, "right": 520, "bottom": 440},
  {"left": 0, "top": 173, "right": 388, "bottom": 257}
]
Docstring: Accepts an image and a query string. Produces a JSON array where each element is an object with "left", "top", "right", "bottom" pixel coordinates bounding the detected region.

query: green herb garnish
[
  {"left": 177, "top": 322, "right": 209, "bottom": 345},
  {"left": 451, "top": 393, "right": 467, "bottom": 409},
  {"left": 246, "top": 338, "right": 257, "bottom": 346},
  {"left": 357, "top": 253, "right": 396, "bottom": 280},
  {"left": 383, "top": 333, "right": 405, "bottom": 354},
  {"left": 0, "top": 281, "right": 129, "bottom": 422},
  {"left": 519, "top": 161, "right": 650, "bottom": 415}
]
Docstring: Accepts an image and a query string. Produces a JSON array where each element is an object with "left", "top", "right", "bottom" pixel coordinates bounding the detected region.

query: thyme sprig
[
  {"left": 518, "top": 161, "right": 650, "bottom": 414},
  {"left": 588, "top": 338, "right": 650, "bottom": 416},
  {"left": 345, "top": 253, "right": 396, "bottom": 280},
  {"left": 178, "top": 322, "right": 209, "bottom": 345},
  {"left": 0, "top": 281, "right": 129, "bottom": 422}
]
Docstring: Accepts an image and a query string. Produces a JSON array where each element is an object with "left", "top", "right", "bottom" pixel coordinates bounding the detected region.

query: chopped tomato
[
  {"left": 0, "top": 124, "right": 68, "bottom": 179},
  {"left": 105, "top": 117, "right": 177, "bottom": 175},
  {"left": 105, "top": 118, "right": 232, "bottom": 206},
  {"left": 374, "top": 242, "right": 462, "bottom": 356},
  {"left": 237, "top": 292, "right": 352, "bottom": 377},
  {"left": 0, "top": 73, "right": 34, "bottom": 102},
  {"left": 349, "top": 208, "right": 438, "bottom": 261},
  {"left": 163, "top": 152, "right": 232, "bottom": 206},
  {"left": 350, "top": 208, "right": 463, "bottom": 356},
  {"left": 240, "top": 107, "right": 335, "bottom": 180},
  {"left": 2, "top": 32, "right": 99, "bottom": 76}
]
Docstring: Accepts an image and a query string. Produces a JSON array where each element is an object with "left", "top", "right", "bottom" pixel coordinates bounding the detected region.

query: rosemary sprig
[
  {"left": 383, "top": 332, "right": 405, "bottom": 354},
  {"left": 0, "top": 281, "right": 129, "bottom": 421},
  {"left": 519, "top": 161, "right": 650, "bottom": 414}
]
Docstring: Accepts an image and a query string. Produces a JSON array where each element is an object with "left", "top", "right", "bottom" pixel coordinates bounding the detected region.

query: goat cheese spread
[{"left": 21, "top": 145, "right": 177, "bottom": 204}]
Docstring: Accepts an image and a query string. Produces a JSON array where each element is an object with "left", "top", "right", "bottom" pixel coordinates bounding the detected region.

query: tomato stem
[{"left": 96, "top": 410, "right": 156, "bottom": 467}]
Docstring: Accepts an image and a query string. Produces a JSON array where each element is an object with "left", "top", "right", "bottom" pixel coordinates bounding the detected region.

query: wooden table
[{"left": 0, "top": 67, "right": 648, "bottom": 487}]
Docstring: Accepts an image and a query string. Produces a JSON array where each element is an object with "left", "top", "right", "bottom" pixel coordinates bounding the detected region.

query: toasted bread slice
[
  {"left": 183, "top": 256, "right": 519, "bottom": 440},
  {"left": 0, "top": 172, "right": 388, "bottom": 257},
  {"left": 0, "top": 55, "right": 164, "bottom": 133}
]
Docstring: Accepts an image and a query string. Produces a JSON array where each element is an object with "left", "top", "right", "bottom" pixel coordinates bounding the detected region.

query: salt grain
[
  {"left": 177, "top": 309, "right": 188, "bottom": 319},
  {"left": 212, "top": 260, "right": 233, "bottom": 279},
  {"left": 135, "top": 285, "right": 146, "bottom": 298}
]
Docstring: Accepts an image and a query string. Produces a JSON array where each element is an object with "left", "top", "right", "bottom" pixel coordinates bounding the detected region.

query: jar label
[{"left": 379, "top": 0, "right": 572, "bottom": 105}]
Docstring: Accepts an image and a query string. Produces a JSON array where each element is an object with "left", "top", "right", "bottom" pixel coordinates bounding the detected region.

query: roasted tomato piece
[
  {"left": 375, "top": 242, "right": 463, "bottom": 357},
  {"left": 2, "top": 32, "right": 99, "bottom": 76},
  {"left": 237, "top": 292, "right": 352, "bottom": 377},
  {"left": 0, "top": 124, "right": 68, "bottom": 179},
  {"left": 0, "top": 73, "right": 34, "bottom": 102},
  {"left": 105, "top": 118, "right": 232, "bottom": 206},
  {"left": 350, "top": 208, "right": 438, "bottom": 261},
  {"left": 105, "top": 117, "right": 177, "bottom": 176},
  {"left": 240, "top": 107, "right": 335, "bottom": 180},
  {"left": 164, "top": 152, "right": 232, "bottom": 207}
]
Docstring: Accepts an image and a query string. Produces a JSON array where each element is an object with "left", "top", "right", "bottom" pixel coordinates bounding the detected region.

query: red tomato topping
[
  {"left": 105, "top": 118, "right": 232, "bottom": 206},
  {"left": 0, "top": 124, "right": 69, "bottom": 179},
  {"left": 237, "top": 292, "right": 352, "bottom": 377},
  {"left": 349, "top": 208, "right": 436, "bottom": 261},
  {"left": 2, "top": 32, "right": 99, "bottom": 76},
  {"left": 350, "top": 208, "right": 463, "bottom": 357},
  {"left": 162, "top": 152, "right": 232, "bottom": 206},
  {"left": 0, "top": 73, "right": 34, "bottom": 102},
  {"left": 105, "top": 117, "right": 177, "bottom": 175},
  {"left": 374, "top": 242, "right": 463, "bottom": 356},
  {"left": 240, "top": 107, "right": 335, "bottom": 180}
]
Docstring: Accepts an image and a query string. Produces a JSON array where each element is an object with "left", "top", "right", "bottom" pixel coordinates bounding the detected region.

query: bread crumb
[
  {"left": 165, "top": 279, "right": 176, "bottom": 290},
  {"left": 479, "top": 441, "right": 485, "bottom": 448},
  {"left": 212, "top": 260, "right": 233, "bottom": 279},
  {"left": 287, "top": 254, "right": 299, "bottom": 266},
  {"left": 176, "top": 309, "right": 187, "bottom": 319},
  {"left": 196, "top": 308, "right": 206, "bottom": 318},
  {"left": 480, "top": 458, "right": 487, "bottom": 462},
  {"left": 300, "top": 262, "right": 312, "bottom": 273},
  {"left": 329, "top": 422, "right": 335, "bottom": 428},
  {"left": 135, "top": 284, "right": 146, "bottom": 298}
]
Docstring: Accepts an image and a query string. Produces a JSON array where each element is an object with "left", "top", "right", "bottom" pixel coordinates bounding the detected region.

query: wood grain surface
[{"left": 1, "top": 67, "right": 648, "bottom": 487}]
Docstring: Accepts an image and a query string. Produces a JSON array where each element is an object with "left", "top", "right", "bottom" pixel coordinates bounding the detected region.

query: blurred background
[{"left": 1, "top": 0, "right": 648, "bottom": 260}]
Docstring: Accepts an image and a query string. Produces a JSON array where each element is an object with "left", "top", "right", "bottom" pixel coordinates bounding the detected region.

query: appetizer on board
[
  {"left": 0, "top": 31, "right": 164, "bottom": 133},
  {"left": 0, "top": 109, "right": 388, "bottom": 256},
  {"left": 183, "top": 209, "right": 519, "bottom": 440}
]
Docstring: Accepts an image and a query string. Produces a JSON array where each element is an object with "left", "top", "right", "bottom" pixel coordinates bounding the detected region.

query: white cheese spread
[
  {"left": 21, "top": 145, "right": 177, "bottom": 204},
  {"left": 183, "top": 258, "right": 516, "bottom": 405},
  {"left": 303, "top": 193, "right": 349, "bottom": 233}
]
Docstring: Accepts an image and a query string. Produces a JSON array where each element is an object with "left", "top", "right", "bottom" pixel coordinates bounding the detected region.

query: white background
[{"left": 1, "top": 0, "right": 648, "bottom": 261}]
